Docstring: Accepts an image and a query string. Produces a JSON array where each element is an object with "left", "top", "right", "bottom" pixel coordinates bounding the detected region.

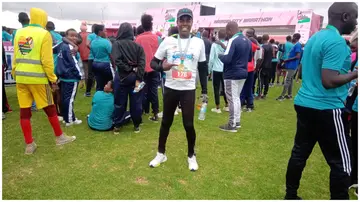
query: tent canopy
[{"left": 1, "top": 10, "right": 91, "bottom": 32}]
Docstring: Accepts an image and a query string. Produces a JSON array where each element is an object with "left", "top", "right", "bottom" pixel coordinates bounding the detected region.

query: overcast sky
[{"left": 2, "top": 2, "right": 335, "bottom": 23}]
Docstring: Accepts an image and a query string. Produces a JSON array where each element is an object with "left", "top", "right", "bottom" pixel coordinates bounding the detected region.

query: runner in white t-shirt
[{"left": 148, "top": 8, "right": 207, "bottom": 171}]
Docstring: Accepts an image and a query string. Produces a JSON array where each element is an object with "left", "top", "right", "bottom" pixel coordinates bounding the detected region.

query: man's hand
[
  {"left": 135, "top": 80, "right": 140, "bottom": 88},
  {"left": 71, "top": 45, "right": 79, "bottom": 56},
  {"left": 162, "top": 59, "right": 178, "bottom": 71},
  {"left": 214, "top": 40, "right": 226, "bottom": 49},
  {"left": 51, "top": 82, "right": 59, "bottom": 91},
  {"left": 3, "top": 64, "right": 8, "bottom": 71}
]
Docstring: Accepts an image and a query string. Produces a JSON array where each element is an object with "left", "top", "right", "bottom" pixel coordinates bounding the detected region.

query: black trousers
[
  {"left": 142, "top": 71, "right": 160, "bottom": 114},
  {"left": 270, "top": 61, "right": 277, "bottom": 84},
  {"left": 198, "top": 64, "right": 208, "bottom": 94},
  {"left": 158, "top": 87, "right": 196, "bottom": 157},
  {"left": 351, "top": 111, "right": 358, "bottom": 185},
  {"left": 258, "top": 69, "right": 271, "bottom": 96},
  {"left": 86, "top": 59, "right": 94, "bottom": 94},
  {"left": 92, "top": 61, "right": 113, "bottom": 92},
  {"left": 2, "top": 74, "right": 9, "bottom": 113},
  {"left": 212, "top": 71, "right": 227, "bottom": 106},
  {"left": 286, "top": 105, "right": 351, "bottom": 199}
]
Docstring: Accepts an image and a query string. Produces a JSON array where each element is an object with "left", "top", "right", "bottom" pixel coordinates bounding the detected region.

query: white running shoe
[
  {"left": 188, "top": 155, "right": 199, "bottom": 171},
  {"left": 223, "top": 107, "right": 229, "bottom": 112},
  {"left": 158, "top": 112, "right": 163, "bottom": 118},
  {"left": 65, "top": 122, "right": 73, "bottom": 127},
  {"left": 58, "top": 116, "right": 64, "bottom": 121},
  {"left": 73, "top": 119, "right": 82, "bottom": 125},
  {"left": 149, "top": 152, "right": 167, "bottom": 168},
  {"left": 211, "top": 108, "right": 222, "bottom": 114},
  {"left": 176, "top": 107, "right": 182, "bottom": 113},
  {"left": 174, "top": 110, "right": 179, "bottom": 116}
]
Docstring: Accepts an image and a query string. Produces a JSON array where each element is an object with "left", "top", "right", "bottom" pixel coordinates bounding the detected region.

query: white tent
[{"left": 1, "top": 10, "right": 89, "bottom": 32}]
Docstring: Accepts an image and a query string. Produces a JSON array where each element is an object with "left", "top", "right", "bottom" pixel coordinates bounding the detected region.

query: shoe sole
[
  {"left": 220, "top": 128, "right": 238, "bottom": 133},
  {"left": 25, "top": 146, "right": 37, "bottom": 155},
  {"left": 134, "top": 130, "right": 140, "bottom": 134},
  {"left": 114, "top": 132, "right": 120, "bottom": 135},
  {"left": 236, "top": 126, "right": 241, "bottom": 129},
  {"left": 149, "top": 157, "right": 167, "bottom": 168},
  {"left": 56, "top": 136, "right": 76, "bottom": 146}
]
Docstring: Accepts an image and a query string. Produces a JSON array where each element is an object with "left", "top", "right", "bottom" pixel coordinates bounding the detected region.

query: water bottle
[
  {"left": 133, "top": 81, "right": 146, "bottom": 93},
  {"left": 198, "top": 103, "right": 207, "bottom": 121}
]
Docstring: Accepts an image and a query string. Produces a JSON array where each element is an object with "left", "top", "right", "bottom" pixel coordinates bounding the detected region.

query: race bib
[{"left": 172, "top": 69, "right": 192, "bottom": 80}]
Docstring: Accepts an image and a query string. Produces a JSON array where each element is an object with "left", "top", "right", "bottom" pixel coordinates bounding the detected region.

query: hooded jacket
[
  {"left": 12, "top": 8, "right": 57, "bottom": 84},
  {"left": 111, "top": 23, "right": 145, "bottom": 81}
]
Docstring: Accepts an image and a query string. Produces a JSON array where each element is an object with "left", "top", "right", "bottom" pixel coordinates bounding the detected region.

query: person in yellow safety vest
[{"left": 12, "top": 8, "right": 76, "bottom": 155}]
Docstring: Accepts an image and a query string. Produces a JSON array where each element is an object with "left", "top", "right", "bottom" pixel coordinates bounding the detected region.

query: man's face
[
  {"left": 343, "top": 7, "right": 358, "bottom": 35},
  {"left": 177, "top": 15, "right": 193, "bottom": 36},
  {"left": 66, "top": 30, "right": 78, "bottom": 44},
  {"left": 351, "top": 39, "right": 358, "bottom": 52}
]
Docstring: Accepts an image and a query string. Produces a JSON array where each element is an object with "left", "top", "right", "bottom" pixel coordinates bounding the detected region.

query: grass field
[{"left": 2, "top": 82, "right": 357, "bottom": 200}]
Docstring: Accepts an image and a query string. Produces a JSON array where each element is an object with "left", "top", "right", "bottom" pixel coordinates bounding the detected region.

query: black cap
[{"left": 177, "top": 8, "right": 193, "bottom": 19}]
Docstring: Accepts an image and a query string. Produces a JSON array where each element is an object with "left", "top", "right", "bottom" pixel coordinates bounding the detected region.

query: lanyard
[
  {"left": 231, "top": 32, "right": 242, "bottom": 39},
  {"left": 178, "top": 35, "right": 191, "bottom": 64}
]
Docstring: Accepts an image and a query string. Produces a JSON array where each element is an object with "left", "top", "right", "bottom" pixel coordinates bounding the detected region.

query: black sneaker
[
  {"left": 284, "top": 195, "right": 302, "bottom": 200},
  {"left": 285, "top": 95, "right": 293, "bottom": 100},
  {"left": 261, "top": 95, "right": 266, "bottom": 99},
  {"left": 113, "top": 127, "right": 120, "bottom": 135},
  {"left": 84, "top": 92, "right": 91, "bottom": 97},
  {"left": 219, "top": 124, "right": 237, "bottom": 132},
  {"left": 236, "top": 122, "right": 241, "bottom": 129},
  {"left": 276, "top": 96, "right": 285, "bottom": 101},
  {"left": 134, "top": 126, "right": 141, "bottom": 133},
  {"left": 149, "top": 115, "right": 159, "bottom": 123}
]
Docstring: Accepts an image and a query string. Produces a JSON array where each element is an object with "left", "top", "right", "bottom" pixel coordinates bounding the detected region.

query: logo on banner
[{"left": 18, "top": 36, "right": 34, "bottom": 55}]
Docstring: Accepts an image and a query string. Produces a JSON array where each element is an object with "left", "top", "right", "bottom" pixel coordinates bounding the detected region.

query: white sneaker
[
  {"left": 223, "top": 107, "right": 229, "bottom": 112},
  {"left": 73, "top": 119, "right": 82, "bottom": 125},
  {"left": 211, "top": 108, "right": 222, "bottom": 114},
  {"left": 65, "top": 122, "right": 73, "bottom": 127},
  {"left": 58, "top": 116, "right": 64, "bottom": 121},
  {"left": 149, "top": 152, "right": 167, "bottom": 168},
  {"left": 188, "top": 155, "right": 199, "bottom": 171},
  {"left": 174, "top": 110, "right": 179, "bottom": 116},
  {"left": 158, "top": 112, "right": 163, "bottom": 118},
  {"left": 176, "top": 107, "right": 182, "bottom": 113}
]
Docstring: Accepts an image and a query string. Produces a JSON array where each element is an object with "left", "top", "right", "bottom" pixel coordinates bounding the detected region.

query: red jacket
[
  {"left": 247, "top": 42, "right": 258, "bottom": 72},
  {"left": 135, "top": 32, "right": 159, "bottom": 73},
  {"left": 78, "top": 32, "right": 90, "bottom": 61}
]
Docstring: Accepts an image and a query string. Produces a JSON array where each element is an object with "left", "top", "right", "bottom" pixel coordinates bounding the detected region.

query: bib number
[{"left": 172, "top": 70, "right": 192, "bottom": 80}]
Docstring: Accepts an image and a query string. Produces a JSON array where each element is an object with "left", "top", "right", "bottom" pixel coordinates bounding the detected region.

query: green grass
[{"left": 2, "top": 82, "right": 357, "bottom": 199}]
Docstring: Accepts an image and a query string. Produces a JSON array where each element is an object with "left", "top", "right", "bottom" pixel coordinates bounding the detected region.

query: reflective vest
[{"left": 14, "top": 25, "right": 49, "bottom": 84}]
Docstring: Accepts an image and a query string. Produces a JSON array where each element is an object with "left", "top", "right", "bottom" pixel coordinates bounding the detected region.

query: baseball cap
[{"left": 177, "top": 8, "right": 193, "bottom": 19}]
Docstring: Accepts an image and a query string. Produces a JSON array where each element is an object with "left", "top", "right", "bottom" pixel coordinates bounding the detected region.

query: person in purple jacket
[{"left": 217, "top": 21, "right": 252, "bottom": 132}]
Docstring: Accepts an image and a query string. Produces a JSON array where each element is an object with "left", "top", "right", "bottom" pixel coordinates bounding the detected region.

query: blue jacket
[
  {"left": 56, "top": 41, "right": 82, "bottom": 82},
  {"left": 219, "top": 33, "right": 252, "bottom": 80}
]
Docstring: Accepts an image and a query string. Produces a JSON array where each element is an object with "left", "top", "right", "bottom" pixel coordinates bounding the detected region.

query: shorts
[{"left": 16, "top": 83, "right": 54, "bottom": 110}]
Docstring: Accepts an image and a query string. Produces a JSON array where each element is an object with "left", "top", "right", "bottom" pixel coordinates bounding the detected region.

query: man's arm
[
  {"left": 208, "top": 44, "right": 216, "bottom": 74},
  {"left": 285, "top": 44, "right": 301, "bottom": 62},
  {"left": 136, "top": 46, "right": 146, "bottom": 82},
  {"left": 219, "top": 39, "right": 235, "bottom": 65},
  {"left": 41, "top": 32, "right": 57, "bottom": 83},
  {"left": 62, "top": 37, "right": 78, "bottom": 54},
  {"left": 321, "top": 40, "right": 357, "bottom": 89}
]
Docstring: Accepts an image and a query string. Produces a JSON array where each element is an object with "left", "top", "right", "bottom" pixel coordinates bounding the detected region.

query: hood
[
  {"left": 116, "top": 23, "right": 134, "bottom": 41},
  {"left": 30, "top": 8, "right": 48, "bottom": 28}
]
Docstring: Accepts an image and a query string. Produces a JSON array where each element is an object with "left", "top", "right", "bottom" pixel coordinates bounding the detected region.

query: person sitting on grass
[{"left": 87, "top": 80, "right": 131, "bottom": 131}]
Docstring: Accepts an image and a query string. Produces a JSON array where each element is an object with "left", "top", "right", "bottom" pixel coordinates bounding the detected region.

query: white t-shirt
[{"left": 155, "top": 36, "right": 206, "bottom": 91}]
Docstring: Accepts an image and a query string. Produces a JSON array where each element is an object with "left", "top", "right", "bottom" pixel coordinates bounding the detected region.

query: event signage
[
  {"left": 213, "top": 17, "right": 273, "bottom": 24},
  {"left": 3, "top": 41, "right": 15, "bottom": 84}
]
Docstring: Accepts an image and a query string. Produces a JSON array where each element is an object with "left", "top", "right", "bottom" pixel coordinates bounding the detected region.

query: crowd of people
[{"left": 1, "top": 2, "right": 358, "bottom": 199}]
